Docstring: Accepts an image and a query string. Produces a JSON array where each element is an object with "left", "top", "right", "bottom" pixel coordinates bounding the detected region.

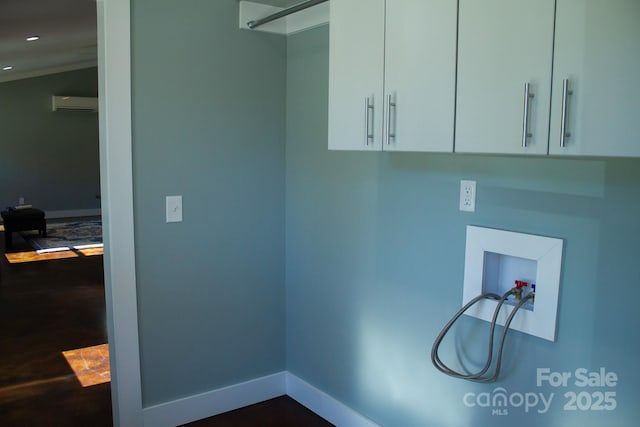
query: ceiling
[
  {"left": 0, "top": 0, "right": 97, "bottom": 83},
  {"left": 0, "top": 0, "right": 307, "bottom": 84}
]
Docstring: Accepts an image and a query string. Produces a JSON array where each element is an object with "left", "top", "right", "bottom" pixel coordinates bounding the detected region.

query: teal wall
[
  {"left": 0, "top": 68, "right": 99, "bottom": 212},
  {"left": 286, "top": 26, "right": 640, "bottom": 427},
  {"left": 131, "top": 0, "right": 286, "bottom": 405},
  {"left": 129, "top": 1, "right": 640, "bottom": 424}
]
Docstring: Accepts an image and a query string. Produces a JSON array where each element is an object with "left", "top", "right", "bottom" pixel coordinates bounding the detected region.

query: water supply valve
[{"left": 514, "top": 280, "right": 529, "bottom": 300}]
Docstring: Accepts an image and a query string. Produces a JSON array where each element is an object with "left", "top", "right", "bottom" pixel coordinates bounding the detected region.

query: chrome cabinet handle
[
  {"left": 364, "top": 97, "right": 374, "bottom": 146},
  {"left": 560, "top": 79, "right": 573, "bottom": 148},
  {"left": 385, "top": 94, "right": 396, "bottom": 146},
  {"left": 522, "top": 82, "right": 535, "bottom": 148}
]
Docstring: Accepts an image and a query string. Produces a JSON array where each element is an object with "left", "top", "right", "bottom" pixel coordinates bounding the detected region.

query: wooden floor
[
  {"left": 0, "top": 226, "right": 112, "bottom": 426},
  {"left": 0, "top": 226, "right": 333, "bottom": 426},
  {"left": 183, "top": 396, "right": 334, "bottom": 427}
]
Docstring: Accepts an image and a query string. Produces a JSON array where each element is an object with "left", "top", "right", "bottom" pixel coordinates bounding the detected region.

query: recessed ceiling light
[
  {"left": 26, "top": 35, "right": 40, "bottom": 41},
  {"left": 2, "top": 66, "right": 13, "bottom": 71}
]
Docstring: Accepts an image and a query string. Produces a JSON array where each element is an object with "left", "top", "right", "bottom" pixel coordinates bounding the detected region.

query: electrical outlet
[{"left": 459, "top": 180, "right": 476, "bottom": 212}]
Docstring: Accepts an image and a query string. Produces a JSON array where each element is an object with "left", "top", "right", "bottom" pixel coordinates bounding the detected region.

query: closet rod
[{"left": 247, "top": 0, "right": 329, "bottom": 29}]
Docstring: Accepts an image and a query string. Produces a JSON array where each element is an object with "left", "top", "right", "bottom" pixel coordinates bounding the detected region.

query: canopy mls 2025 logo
[{"left": 462, "top": 367, "right": 618, "bottom": 416}]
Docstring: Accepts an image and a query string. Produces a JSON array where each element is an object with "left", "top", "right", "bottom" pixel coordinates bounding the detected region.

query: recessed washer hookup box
[{"left": 463, "top": 226, "right": 563, "bottom": 341}]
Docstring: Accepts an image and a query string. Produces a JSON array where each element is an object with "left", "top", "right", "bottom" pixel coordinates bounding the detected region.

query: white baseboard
[
  {"left": 1, "top": 209, "right": 101, "bottom": 225},
  {"left": 141, "top": 371, "right": 378, "bottom": 427},
  {"left": 286, "top": 372, "right": 379, "bottom": 427},
  {"left": 45, "top": 208, "right": 102, "bottom": 219},
  {"left": 143, "top": 372, "right": 286, "bottom": 427}
]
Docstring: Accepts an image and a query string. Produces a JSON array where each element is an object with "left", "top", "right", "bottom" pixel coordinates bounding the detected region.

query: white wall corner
[
  {"left": 286, "top": 373, "right": 380, "bottom": 427},
  {"left": 140, "top": 371, "right": 379, "bottom": 427},
  {"left": 239, "top": 1, "right": 329, "bottom": 36}
]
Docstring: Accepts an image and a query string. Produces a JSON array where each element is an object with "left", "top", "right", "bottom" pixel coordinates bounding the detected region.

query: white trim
[
  {"left": 143, "top": 372, "right": 287, "bottom": 427},
  {"left": 0, "top": 61, "right": 97, "bottom": 83},
  {"left": 45, "top": 208, "right": 102, "bottom": 219},
  {"left": 141, "top": 372, "right": 378, "bottom": 427},
  {"left": 286, "top": 373, "right": 380, "bottom": 427},
  {"left": 97, "top": 0, "right": 143, "bottom": 426},
  {"left": 239, "top": 1, "right": 329, "bottom": 35}
]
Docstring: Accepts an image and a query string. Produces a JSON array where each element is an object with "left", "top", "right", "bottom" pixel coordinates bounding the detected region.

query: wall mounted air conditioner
[{"left": 52, "top": 96, "right": 99, "bottom": 112}]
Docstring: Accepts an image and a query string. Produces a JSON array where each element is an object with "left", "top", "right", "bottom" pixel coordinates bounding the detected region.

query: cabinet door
[
  {"left": 456, "top": 0, "right": 555, "bottom": 155},
  {"left": 550, "top": 0, "right": 640, "bottom": 157},
  {"left": 328, "top": 0, "right": 385, "bottom": 151},
  {"left": 383, "top": 0, "right": 457, "bottom": 152}
]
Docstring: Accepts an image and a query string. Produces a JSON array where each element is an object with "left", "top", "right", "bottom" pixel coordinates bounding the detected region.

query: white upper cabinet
[
  {"left": 455, "top": 0, "right": 555, "bottom": 155},
  {"left": 328, "top": 0, "right": 457, "bottom": 152},
  {"left": 329, "top": 0, "right": 638, "bottom": 157},
  {"left": 328, "top": 0, "right": 384, "bottom": 151},
  {"left": 549, "top": 0, "right": 640, "bottom": 157},
  {"left": 383, "top": 0, "right": 457, "bottom": 152}
]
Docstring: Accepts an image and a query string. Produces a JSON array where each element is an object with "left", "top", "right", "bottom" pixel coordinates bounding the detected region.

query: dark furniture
[{"left": 1, "top": 208, "right": 47, "bottom": 248}]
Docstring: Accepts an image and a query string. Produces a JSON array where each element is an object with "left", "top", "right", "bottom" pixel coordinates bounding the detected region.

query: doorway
[{"left": 0, "top": 1, "right": 113, "bottom": 424}]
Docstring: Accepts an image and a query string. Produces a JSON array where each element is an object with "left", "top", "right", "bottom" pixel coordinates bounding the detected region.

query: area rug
[{"left": 21, "top": 220, "right": 103, "bottom": 253}]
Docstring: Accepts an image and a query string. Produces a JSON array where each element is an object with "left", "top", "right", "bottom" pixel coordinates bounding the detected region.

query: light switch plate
[{"left": 166, "top": 195, "right": 182, "bottom": 223}]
